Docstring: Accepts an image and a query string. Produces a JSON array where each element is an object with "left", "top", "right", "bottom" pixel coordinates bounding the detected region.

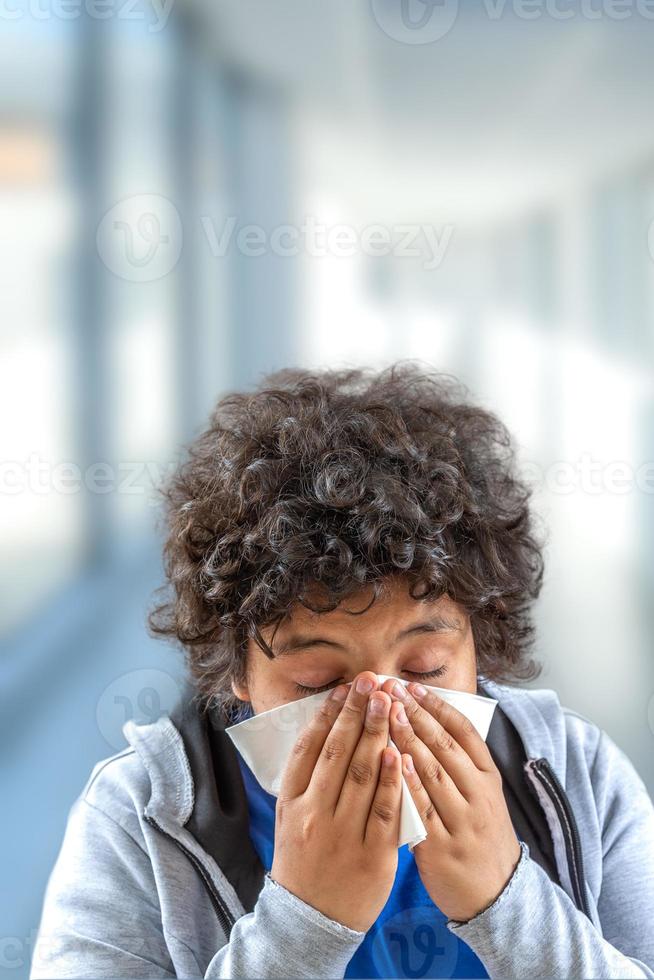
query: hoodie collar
[{"left": 478, "top": 675, "right": 567, "bottom": 774}]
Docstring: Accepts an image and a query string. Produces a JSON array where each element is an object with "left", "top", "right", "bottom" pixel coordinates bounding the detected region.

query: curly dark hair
[{"left": 148, "top": 361, "right": 545, "bottom": 719}]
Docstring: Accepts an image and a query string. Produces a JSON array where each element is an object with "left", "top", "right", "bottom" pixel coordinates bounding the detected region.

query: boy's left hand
[{"left": 380, "top": 678, "right": 522, "bottom": 924}]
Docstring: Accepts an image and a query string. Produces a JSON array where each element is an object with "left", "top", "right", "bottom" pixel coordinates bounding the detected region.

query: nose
[{"left": 348, "top": 669, "right": 408, "bottom": 696}]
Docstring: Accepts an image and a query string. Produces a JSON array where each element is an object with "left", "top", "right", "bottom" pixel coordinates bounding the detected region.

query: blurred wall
[{"left": 2, "top": 1, "right": 654, "bottom": 976}]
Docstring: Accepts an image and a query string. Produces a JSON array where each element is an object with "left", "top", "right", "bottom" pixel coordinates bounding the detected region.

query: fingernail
[
  {"left": 396, "top": 706, "right": 409, "bottom": 725},
  {"left": 356, "top": 675, "right": 374, "bottom": 694},
  {"left": 411, "top": 683, "right": 427, "bottom": 699},
  {"left": 330, "top": 684, "right": 349, "bottom": 702},
  {"left": 368, "top": 695, "right": 388, "bottom": 716},
  {"left": 392, "top": 681, "right": 408, "bottom": 700},
  {"left": 404, "top": 755, "right": 415, "bottom": 773}
]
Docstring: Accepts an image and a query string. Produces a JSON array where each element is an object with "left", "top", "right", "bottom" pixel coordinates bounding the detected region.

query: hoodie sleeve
[
  {"left": 445, "top": 727, "right": 654, "bottom": 979},
  {"left": 203, "top": 873, "right": 366, "bottom": 978},
  {"left": 29, "top": 791, "right": 365, "bottom": 980},
  {"left": 29, "top": 797, "right": 178, "bottom": 979}
]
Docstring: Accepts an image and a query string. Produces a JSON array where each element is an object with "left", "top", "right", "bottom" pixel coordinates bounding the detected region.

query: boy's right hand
[{"left": 269, "top": 671, "right": 403, "bottom": 933}]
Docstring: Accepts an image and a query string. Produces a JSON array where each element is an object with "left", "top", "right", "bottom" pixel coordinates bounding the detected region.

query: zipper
[
  {"left": 143, "top": 813, "right": 236, "bottom": 937},
  {"left": 525, "top": 757, "right": 592, "bottom": 920}
]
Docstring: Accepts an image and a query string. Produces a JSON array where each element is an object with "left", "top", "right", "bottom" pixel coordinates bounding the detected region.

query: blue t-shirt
[{"left": 234, "top": 734, "right": 490, "bottom": 978}]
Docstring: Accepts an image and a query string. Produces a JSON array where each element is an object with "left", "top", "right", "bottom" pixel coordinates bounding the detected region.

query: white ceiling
[{"left": 190, "top": 0, "right": 654, "bottom": 221}]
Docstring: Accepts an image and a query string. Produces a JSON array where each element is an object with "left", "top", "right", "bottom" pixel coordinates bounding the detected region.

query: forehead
[{"left": 265, "top": 576, "right": 463, "bottom": 641}]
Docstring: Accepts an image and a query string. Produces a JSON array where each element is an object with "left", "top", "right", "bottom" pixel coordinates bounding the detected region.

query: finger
[
  {"left": 278, "top": 683, "right": 350, "bottom": 799},
  {"left": 306, "top": 671, "right": 380, "bottom": 810},
  {"left": 334, "top": 690, "right": 393, "bottom": 836},
  {"left": 381, "top": 678, "right": 495, "bottom": 777},
  {"left": 381, "top": 681, "right": 480, "bottom": 798},
  {"left": 389, "top": 700, "right": 465, "bottom": 832},
  {"left": 400, "top": 752, "right": 449, "bottom": 842},
  {"left": 408, "top": 682, "right": 496, "bottom": 773},
  {"left": 364, "top": 742, "right": 403, "bottom": 850}
]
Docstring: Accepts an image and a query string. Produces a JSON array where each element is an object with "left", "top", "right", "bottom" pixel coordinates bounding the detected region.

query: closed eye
[{"left": 294, "top": 663, "right": 448, "bottom": 695}]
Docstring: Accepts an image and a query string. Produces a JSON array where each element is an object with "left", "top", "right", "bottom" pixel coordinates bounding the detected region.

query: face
[{"left": 231, "top": 576, "right": 478, "bottom": 714}]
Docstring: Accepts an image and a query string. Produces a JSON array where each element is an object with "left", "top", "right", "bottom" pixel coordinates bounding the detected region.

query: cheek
[
  {"left": 247, "top": 668, "right": 297, "bottom": 713},
  {"left": 248, "top": 685, "right": 286, "bottom": 713},
  {"left": 244, "top": 645, "right": 300, "bottom": 710},
  {"left": 451, "top": 635, "right": 477, "bottom": 691},
  {"left": 251, "top": 693, "right": 282, "bottom": 713}
]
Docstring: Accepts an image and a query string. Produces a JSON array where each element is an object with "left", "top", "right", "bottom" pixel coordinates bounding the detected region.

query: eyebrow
[{"left": 273, "top": 613, "right": 463, "bottom": 657}]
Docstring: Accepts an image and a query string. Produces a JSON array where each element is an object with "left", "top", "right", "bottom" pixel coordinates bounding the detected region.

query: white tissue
[{"left": 224, "top": 674, "right": 497, "bottom": 851}]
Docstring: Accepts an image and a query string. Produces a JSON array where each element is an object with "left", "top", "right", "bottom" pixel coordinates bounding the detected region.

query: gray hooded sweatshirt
[{"left": 29, "top": 678, "right": 654, "bottom": 979}]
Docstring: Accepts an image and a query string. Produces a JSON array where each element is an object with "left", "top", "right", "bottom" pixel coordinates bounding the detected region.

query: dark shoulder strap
[
  {"left": 483, "top": 694, "right": 561, "bottom": 888},
  {"left": 169, "top": 686, "right": 265, "bottom": 913}
]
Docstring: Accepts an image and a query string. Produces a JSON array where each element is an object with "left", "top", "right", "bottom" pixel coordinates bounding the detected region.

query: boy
[{"left": 31, "top": 364, "right": 654, "bottom": 978}]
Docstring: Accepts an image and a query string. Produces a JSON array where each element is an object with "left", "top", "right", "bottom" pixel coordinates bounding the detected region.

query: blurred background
[{"left": 2, "top": 0, "right": 654, "bottom": 974}]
